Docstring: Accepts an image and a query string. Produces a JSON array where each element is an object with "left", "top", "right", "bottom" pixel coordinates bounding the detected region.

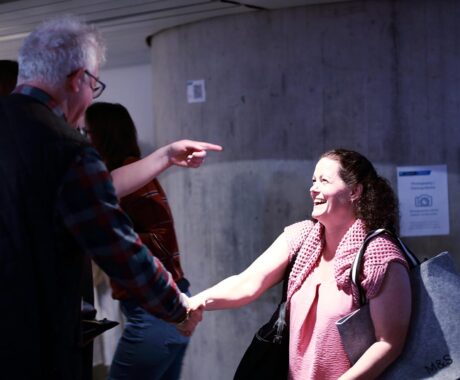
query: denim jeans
[{"left": 108, "top": 295, "right": 190, "bottom": 380}]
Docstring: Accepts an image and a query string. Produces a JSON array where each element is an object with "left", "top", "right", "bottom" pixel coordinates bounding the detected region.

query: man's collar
[{"left": 13, "top": 84, "right": 66, "bottom": 120}]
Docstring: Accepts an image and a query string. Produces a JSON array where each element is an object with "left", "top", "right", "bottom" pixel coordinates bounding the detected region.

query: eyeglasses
[{"left": 84, "top": 70, "right": 106, "bottom": 99}]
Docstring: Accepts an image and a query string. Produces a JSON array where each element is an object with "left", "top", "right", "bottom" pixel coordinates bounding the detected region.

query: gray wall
[{"left": 149, "top": 1, "right": 460, "bottom": 378}]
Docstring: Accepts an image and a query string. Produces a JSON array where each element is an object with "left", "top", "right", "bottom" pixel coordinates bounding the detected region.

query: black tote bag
[
  {"left": 233, "top": 254, "right": 298, "bottom": 380},
  {"left": 336, "top": 229, "right": 460, "bottom": 379},
  {"left": 233, "top": 301, "right": 289, "bottom": 380}
]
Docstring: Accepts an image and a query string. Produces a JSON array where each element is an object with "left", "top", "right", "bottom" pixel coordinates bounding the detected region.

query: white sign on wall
[
  {"left": 187, "top": 79, "right": 206, "bottom": 103},
  {"left": 397, "top": 165, "right": 449, "bottom": 237}
]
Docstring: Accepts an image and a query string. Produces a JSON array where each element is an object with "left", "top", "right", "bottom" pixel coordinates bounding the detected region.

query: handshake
[{"left": 175, "top": 293, "right": 206, "bottom": 337}]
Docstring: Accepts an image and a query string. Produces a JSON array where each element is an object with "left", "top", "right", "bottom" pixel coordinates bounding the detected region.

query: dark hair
[
  {"left": 0, "top": 60, "right": 19, "bottom": 95},
  {"left": 85, "top": 102, "right": 141, "bottom": 171},
  {"left": 321, "top": 149, "right": 399, "bottom": 233}
]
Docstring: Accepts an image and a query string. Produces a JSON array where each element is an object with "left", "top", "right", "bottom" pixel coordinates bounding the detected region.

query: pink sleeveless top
[{"left": 284, "top": 219, "right": 407, "bottom": 380}]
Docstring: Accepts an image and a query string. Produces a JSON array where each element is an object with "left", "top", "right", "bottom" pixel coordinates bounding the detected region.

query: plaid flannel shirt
[{"left": 14, "top": 85, "right": 187, "bottom": 323}]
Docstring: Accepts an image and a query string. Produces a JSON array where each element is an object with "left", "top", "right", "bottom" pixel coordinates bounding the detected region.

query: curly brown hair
[{"left": 320, "top": 149, "right": 399, "bottom": 233}]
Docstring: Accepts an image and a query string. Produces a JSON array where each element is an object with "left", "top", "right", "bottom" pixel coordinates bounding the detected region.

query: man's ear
[
  {"left": 67, "top": 68, "right": 85, "bottom": 93},
  {"left": 351, "top": 183, "right": 363, "bottom": 202}
]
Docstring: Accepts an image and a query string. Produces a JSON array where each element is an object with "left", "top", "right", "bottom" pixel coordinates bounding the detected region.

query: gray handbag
[{"left": 336, "top": 229, "right": 460, "bottom": 379}]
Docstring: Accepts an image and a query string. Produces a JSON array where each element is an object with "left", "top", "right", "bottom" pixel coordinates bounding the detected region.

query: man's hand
[
  {"left": 166, "top": 140, "right": 222, "bottom": 168},
  {"left": 176, "top": 308, "right": 203, "bottom": 337},
  {"left": 176, "top": 293, "right": 204, "bottom": 337}
]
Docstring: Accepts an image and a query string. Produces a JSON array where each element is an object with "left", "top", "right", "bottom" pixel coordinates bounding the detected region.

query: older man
[{"left": 0, "top": 16, "right": 218, "bottom": 379}]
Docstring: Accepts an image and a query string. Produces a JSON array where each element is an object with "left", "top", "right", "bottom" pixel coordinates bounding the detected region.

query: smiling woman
[
  {"left": 188, "top": 148, "right": 411, "bottom": 380},
  {"left": 320, "top": 149, "right": 400, "bottom": 233},
  {"left": 310, "top": 156, "right": 359, "bottom": 230}
]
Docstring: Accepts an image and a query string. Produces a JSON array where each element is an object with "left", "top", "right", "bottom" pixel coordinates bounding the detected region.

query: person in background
[
  {"left": 190, "top": 149, "right": 411, "bottom": 380},
  {"left": 85, "top": 102, "right": 192, "bottom": 380},
  {"left": 0, "top": 16, "right": 221, "bottom": 380},
  {"left": 0, "top": 60, "right": 18, "bottom": 95}
]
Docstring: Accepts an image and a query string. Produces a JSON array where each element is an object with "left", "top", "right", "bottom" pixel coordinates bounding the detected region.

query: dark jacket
[{"left": 0, "top": 93, "right": 92, "bottom": 379}]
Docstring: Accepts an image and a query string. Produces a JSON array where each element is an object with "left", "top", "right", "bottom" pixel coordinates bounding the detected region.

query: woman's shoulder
[
  {"left": 364, "top": 234, "right": 407, "bottom": 267},
  {"left": 284, "top": 219, "right": 315, "bottom": 236},
  {"left": 283, "top": 219, "right": 316, "bottom": 253},
  {"left": 361, "top": 234, "right": 409, "bottom": 299}
]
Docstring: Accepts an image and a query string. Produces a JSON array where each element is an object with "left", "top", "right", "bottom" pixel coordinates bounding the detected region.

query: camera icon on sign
[{"left": 415, "top": 194, "right": 432, "bottom": 207}]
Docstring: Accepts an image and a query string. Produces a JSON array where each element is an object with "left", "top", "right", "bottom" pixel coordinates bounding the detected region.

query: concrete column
[{"left": 148, "top": 1, "right": 460, "bottom": 378}]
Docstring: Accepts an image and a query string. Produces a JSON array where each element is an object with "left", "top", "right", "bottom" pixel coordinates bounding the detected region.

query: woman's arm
[
  {"left": 339, "top": 262, "right": 411, "bottom": 380},
  {"left": 111, "top": 140, "right": 222, "bottom": 198},
  {"left": 189, "top": 232, "right": 290, "bottom": 311}
]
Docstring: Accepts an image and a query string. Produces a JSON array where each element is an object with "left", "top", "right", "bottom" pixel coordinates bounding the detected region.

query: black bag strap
[
  {"left": 270, "top": 251, "right": 299, "bottom": 342},
  {"left": 351, "top": 228, "right": 420, "bottom": 306},
  {"left": 280, "top": 252, "right": 298, "bottom": 303}
]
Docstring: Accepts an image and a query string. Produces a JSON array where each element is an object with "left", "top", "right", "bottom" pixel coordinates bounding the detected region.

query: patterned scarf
[{"left": 286, "top": 219, "right": 403, "bottom": 305}]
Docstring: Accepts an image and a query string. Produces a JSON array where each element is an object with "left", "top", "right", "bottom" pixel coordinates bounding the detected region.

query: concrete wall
[
  {"left": 149, "top": 1, "right": 460, "bottom": 378},
  {"left": 98, "top": 64, "right": 155, "bottom": 156}
]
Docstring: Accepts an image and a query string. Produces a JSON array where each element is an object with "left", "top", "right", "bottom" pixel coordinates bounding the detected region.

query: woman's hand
[{"left": 187, "top": 294, "right": 207, "bottom": 311}]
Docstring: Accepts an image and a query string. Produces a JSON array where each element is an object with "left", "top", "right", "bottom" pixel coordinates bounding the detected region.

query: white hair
[{"left": 18, "top": 15, "right": 106, "bottom": 87}]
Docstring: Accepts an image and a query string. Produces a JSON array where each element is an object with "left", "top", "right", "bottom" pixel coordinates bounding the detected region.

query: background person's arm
[{"left": 111, "top": 139, "right": 222, "bottom": 198}]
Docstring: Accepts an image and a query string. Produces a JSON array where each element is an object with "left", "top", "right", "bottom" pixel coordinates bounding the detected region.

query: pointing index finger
[{"left": 194, "top": 142, "right": 223, "bottom": 152}]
